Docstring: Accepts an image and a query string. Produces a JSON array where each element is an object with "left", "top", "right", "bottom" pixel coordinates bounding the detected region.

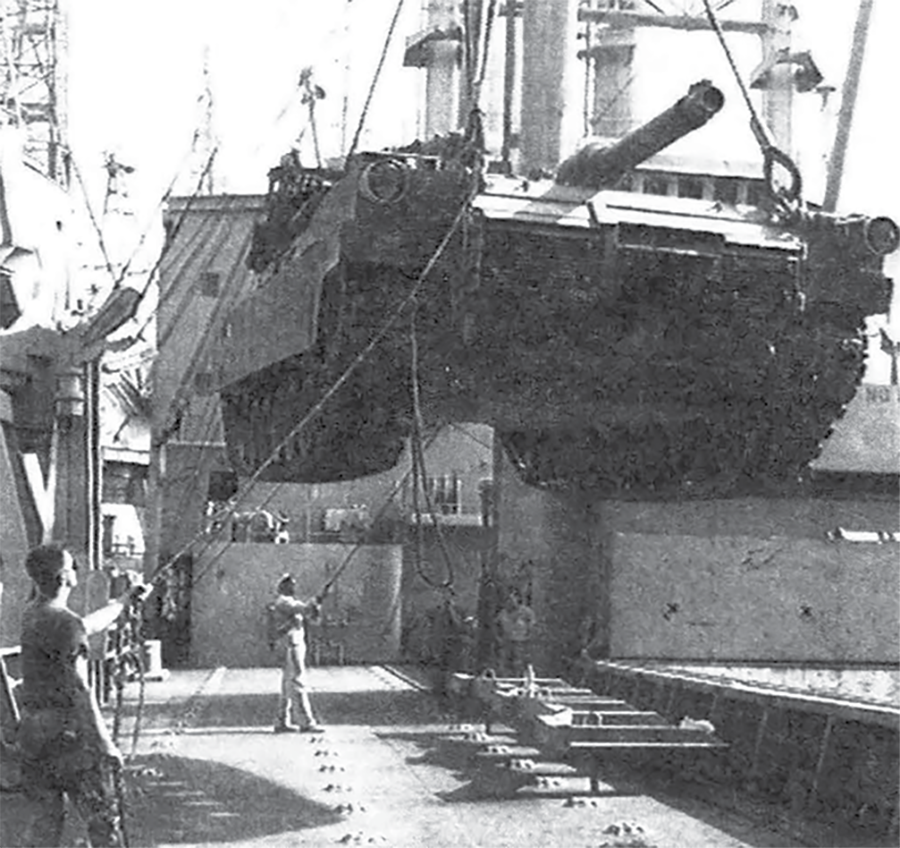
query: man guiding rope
[
  {"left": 16, "top": 544, "right": 149, "bottom": 847},
  {"left": 268, "top": 574, "right": 326, "bottom": 734}
]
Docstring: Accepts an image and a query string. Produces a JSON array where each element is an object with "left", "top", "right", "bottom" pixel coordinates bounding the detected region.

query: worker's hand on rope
[
  {"left": 308, "top": 599, "right": 323, "bottom": 624},
  {"left": 128, "top": 581, "right": 152, "bottom": 604},
  {"left": 123, "top": 570, "right": 152, "bottom": 605}
]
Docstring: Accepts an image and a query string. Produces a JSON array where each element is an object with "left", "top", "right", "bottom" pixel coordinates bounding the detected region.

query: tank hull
[
  {"left": 207, "top": 83, "right": 894, "bottom": 497},
  {"left": 214, "top": 169, "right": 890, "bottom": 497}
]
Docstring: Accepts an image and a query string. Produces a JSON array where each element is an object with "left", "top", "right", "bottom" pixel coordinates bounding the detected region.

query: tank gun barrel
[{"left": 556, "top": 80, "right": 725, "bottom": 189}]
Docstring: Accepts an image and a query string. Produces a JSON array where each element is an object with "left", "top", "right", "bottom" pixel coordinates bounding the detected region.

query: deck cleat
[{"left": 603, "top": 821, "right": 646, "bottom": 836}]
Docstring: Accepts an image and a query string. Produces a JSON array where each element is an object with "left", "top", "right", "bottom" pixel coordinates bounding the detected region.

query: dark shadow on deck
[
  {"left": 125, "top": 753, "right": 342, "bottom": 845},
  {"left": 315, "top": 689, "right": 444, "bottom": 726},
  {"left": 374, "top": 730, "right": 823, "bottom": 848},
  {"left": 151, "top": 688, "right": 445, "bottom": 729},
  {"left": 376, "top": 727, "right": 485, "bottom": 775}
]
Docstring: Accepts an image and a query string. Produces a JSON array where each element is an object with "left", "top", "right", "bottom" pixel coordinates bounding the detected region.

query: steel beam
[{"left": 577, "top": 9, "right": 770, "bottom": 36}]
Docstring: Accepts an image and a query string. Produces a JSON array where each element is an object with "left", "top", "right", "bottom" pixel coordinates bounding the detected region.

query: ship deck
[
  {"left": 0, "top": 665, "right": 819, "bottom": 847},
  {"left": 620, "top": 660, "right": 900, "bottom": 707},
  {"left": 575, "top": 657, "right": 899, "bottom": 843},
  {"left": 584, "top": 659, "right": 900, "bottom": 726}
]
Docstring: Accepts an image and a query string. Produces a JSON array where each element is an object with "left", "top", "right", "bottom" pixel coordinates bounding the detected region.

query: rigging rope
[
  {"left": 410, "top": 428, "right": 458, "bottom": 593},
  {"left": 461, "top": 0, "right": 474, "bottom": 97},
  {"left": 131, "top": 146, "right": 220, "bottom": 344},
  {"left": 590, "top": 69, "right": 639, "bottom": 135},
  {"left": 112, "top": 757, "right": 131, "bottom": 848},
  {"left": 104, "top": 143, "right": 200, "bottom": 294},
  {"left": 175, "top": 180, "right": 482, "bottom": 606},
  {"left": 408, "top": 306, "right": 455, "bottom": 593},
  {"left": 129, "top": 600, "right": 146, "bottom": 760},
  {"left": 701, "top": 0, "right": 802, "bottom": 206},
  {"left": 70, "top": 156, "right": 119, "bottom": 288},
  {"left": 98, "top": 68, "right": 300, "bottom": 310},
  {"left": 188, "top": 424, "right": 445, "bottom": 599},
  {"left": 162, "top": 178, "right": 477, "bottom": 603},
  {"left": 472, "top": 0, "right": 499, "bottom": 107},
  {"left": 111, "top": 606, "right": 127, "bottom": 746},
  {"left": 185, "top": 197, "right": 477, "bottom": 589},
  {"left": 345, "top": 0, "right": 405, "bottom": 162},
  {"left": 146, "top": 186, "right": 476, "bottom": 591},
  {"left": 447, "top": 421, "right": 493, "bottom": 452}
]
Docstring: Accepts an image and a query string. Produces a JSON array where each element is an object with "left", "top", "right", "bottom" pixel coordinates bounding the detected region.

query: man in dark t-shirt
[{"left": 18, "top": 545, "right": 147, "bottom": 847}]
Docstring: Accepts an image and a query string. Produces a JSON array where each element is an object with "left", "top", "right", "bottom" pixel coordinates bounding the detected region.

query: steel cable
[
  {"left": 184, "top": 188, "right": 475, "bottom": 591},
  {"left": 701, "top": 0, "right": 802, "bottom": 205},
  {"left": 408, "top": 307, "right": 455, "bottom": 593},
  {"left": 148, "top": 186, "right": 476, "bottom": 593},
  {"left": 70, "top": 156, "right": 119, "bottom": 288},
  {"left": 345, "top": 0, "right": 406, "bottom": 162}
]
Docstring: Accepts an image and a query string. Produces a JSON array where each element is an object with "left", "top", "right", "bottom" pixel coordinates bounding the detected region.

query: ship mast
[
  {"left": 519, "top": 0, "right": 580, "bottom": 177},
  {"left": 758, "top": 0, "right": 794, "bottom": 154},
  {"left": 822, "top": 0, "right": 874, "bottom": 212},
  {"left": 575, "top": 1, "right": 794, "bottom": 175}
]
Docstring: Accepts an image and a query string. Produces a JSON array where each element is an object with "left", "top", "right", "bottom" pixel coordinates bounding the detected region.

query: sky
[
  {"left": 64, "top": 1, "right": 899, "bottom": 196},
  {"left": 66, "top": 1, "right": 422, "bottom": 207},
  {"left": 63, "top": 0, "right": 900, "bottom": 376}
]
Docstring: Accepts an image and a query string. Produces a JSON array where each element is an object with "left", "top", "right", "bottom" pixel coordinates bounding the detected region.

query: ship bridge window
[
  {"left": 713, "top": 178, "right": 741, "bottom": 206},
  {"left": 642, "top": 174, "right": 670, "bottom": 196},
  {"left": 478, "top": 478, "right": 494, "bottom": 527},
  {"left": 418, "top": 474, "right": 461, "bottom": 515},
  {"left": 677, "top": 177, "right": 705, "bottom": 200},
  {"left": 745, "top": 181, "right": 763, "bottom": 207}
]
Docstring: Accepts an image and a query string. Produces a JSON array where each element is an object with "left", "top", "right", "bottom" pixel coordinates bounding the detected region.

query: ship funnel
[{"left": 556, "top": 80, "right": 725, "bottom": 189}]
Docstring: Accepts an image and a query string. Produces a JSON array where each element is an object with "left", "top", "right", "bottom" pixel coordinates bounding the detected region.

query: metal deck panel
[{"left": 476, "top": 184, "right": 803, "bottom": 251}]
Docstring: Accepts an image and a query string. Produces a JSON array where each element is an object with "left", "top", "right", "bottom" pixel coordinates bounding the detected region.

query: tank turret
[{"left": 555, "top": 80, "right": 725, "bottom": 189}]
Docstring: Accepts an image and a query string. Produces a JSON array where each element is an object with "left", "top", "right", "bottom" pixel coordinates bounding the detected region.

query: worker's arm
[
  {"left": 83, "top": 579, "right": 151, "bottom": 636},
  {"left": 282, "top": 595, "right": 321, "bottom": 617},
  {"left": 82, "top": 598, "right": 126, "bottom": 636},
  {"left": 60, "top": 621, "right": 122, "bottom": 762},
  {"left": 298, "top": 596, "right": 322, "bottom": 624},
  {"left": 74, "top": 658, "right": 121, "bottom": 761}
]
